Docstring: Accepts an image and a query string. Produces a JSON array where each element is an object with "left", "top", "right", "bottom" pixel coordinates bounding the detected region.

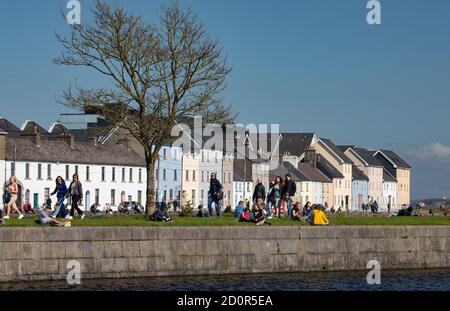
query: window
[
  {"left": 137, "top": 190, "right": 142, "bottom": 204},
  {"left": 75, "top": 165, "right": 79, "bottom": 175},
  {"left": 44, "top": 188, "right": 50, "bottom": 200},
  {"left": 86, "top": 166, "right": 90, "bottom": 181},
  {"left": 201, "top": 190, "right": 204, "bottom": 200},
  {"left": 129, "top": 168, "right": 133, "bottom": 183},
  {"left": 37, "top": 164, "right": 42, "bottom": 179},
  {"left": 101, "top": 167, "right": 106, "bottom": 181},
  {"left": 112, "top": 167, "right": 116, "bottom": 182},
  {"left": 25, "top": 189, "right": 30, "bottom": 203},
  {"left": 215, "top": 153, "right": 218, "bottom": 164},
  {"left": 228, "top": 173, "right": 231, "bottom": 183},
  {"left": 139, "top": 169, "right": 142, "bottom": 183},
  {"left": 163, "top": 169, "right": 166, "bottom": 181},
  {"left": 202, "top": 151, "right": 205, "bottom": 162},
  {"left": 47, "top": 164, "right": 52, "bottom": 180},
  {"left": 163, "top": 148, "right": 167, "bottom": 160},
  {"left": 122, "top": 168, "right": 126, "bottom": 182},
  {"left": 174, "top": 149, "right": 178, "bottom": 161},
  {"left": 111, "top": 189, "right": 116, "bottom": 205},
  {"left": 95, "top": 189, "right": 100, "bottom": 205},
  {"left": 170, "top": 189, "right": 173, "bottom": 201},
  {"left": 193, "top": 170, "right": 196, "bottom": 181},
  {"left": 192, "top": 190, "right": 196, "bottom": 204},
  {"left": 25, "top": 163, "right": 30, "bottom": 179},
  {"left": 174, "top": 169, "right": 177, "bottom": 181},
  {"left": 11, "top": 163, "right": 15, "bottom": 177},
  {"left": 185, "top": 170, "right": 189, "bottom": 181},
  {"left": 163, "top": 190, "right": 167, "bottom": 201},
  {"left": 65, "top": 165, "right": 70, "bottom": 181}
]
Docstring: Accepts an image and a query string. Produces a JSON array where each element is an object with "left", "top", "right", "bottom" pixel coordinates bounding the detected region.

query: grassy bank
[{"left": 2, "top": 213, "right": 450, "bottom": 227}]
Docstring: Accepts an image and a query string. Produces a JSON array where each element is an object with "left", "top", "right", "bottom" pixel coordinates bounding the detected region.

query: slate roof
[
  {"left": 350, "top": 147, "right": 384, "bottom": 167},
  {"left": 49, "top": 123, "right": 72, "bottom": 136},
  {"left": 352, "top": 165, "right": 369, "bottom": 181},
  {"left": 21, "top": 120, "right": 50, "bottom": 136},
  {"left": 319, "top": 138, "right": 353, "bottom": 164},
  {"left": 5, "top": 137, "right": 145, "bottom": 167},
  {"left": 0, "top": 118, "right": 22, "bottom": 137},
  {"left": 278, "top": 133, "right": 315, "bottom": 156},
  {"left": 315, "top": 155, "right": 344, "bottom": 179},
  {"left": 383, "top": 169, "right": 397, "bottom": 183},
  {"left": 377, "top": 149, "right": 411, "bottom": 169},
  {"left": 269, "top": 162, "right": 307, "bottom": 183},
  {"left": 297, "top": 162, "right": 332, "bottom": 183}
]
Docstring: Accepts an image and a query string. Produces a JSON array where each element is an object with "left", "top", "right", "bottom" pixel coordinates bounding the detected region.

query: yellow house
[
  {"left": 312, "top": 139, "right": 353, "bottom": 210},
  {"left": 374, "top": 150, "right": 411, "bottom": 208}
]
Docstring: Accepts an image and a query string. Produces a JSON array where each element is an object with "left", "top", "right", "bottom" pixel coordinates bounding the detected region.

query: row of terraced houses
[{"left": 0, "top": 111, "right": 411, "bottom": 212}]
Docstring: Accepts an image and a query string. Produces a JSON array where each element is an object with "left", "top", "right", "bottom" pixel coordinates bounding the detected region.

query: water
[{"left": 2, "top": 269, "right": 449, "bottom": 291}]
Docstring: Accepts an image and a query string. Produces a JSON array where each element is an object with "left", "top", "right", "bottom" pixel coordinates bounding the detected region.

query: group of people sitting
[{"left": 232, "top": 200, "right": 329, "bottom": 226}]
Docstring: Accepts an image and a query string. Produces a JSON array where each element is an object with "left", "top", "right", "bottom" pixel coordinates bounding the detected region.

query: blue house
[{"left": 352, "top": 165, "right": 369, "bottom": 211}]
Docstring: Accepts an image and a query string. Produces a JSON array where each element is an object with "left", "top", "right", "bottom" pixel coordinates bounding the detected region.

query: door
[
  {"left": 85, "top": 191, "right": 90, "bottom": 211},
  {"left": 358, "top": 194, "right": 363, "bottom": 210},
  {"left": 33, "top": 193, "right": 39, "bottom": 209}
]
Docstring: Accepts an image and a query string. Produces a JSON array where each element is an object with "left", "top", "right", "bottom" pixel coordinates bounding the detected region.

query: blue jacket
[
  {"left": 234, "top": 204, "right": 245, "bottom": 218},
  {"left": 51, "top": 183, "right": 67, "bottom": 199}
]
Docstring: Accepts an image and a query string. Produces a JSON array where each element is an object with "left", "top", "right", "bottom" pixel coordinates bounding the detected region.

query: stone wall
[{"left": 0, "top": 226, "right": 449, "bottom": 282}]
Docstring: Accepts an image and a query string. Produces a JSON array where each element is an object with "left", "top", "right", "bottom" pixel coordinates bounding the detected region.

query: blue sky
[{"left": 0, "top": 0, "right": 449, "bottom": 199}]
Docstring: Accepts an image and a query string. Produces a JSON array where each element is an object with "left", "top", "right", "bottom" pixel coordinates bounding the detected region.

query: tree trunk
[{"left": 145, "top": 157, "right": 156, "bottom": 218}]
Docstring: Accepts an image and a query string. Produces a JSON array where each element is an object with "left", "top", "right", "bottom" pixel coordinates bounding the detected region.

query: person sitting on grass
[
  {"left": 39, "top": 205, "right": 70, "bottom": 227},
  {"left": 197, "top": 205, "right": 207, "bottom": 217},
  {"left": 234, "top": 201, "right": 245, "bottom": 219},
  {"left": 312, "top": 205, "right": 329, "bottom": 226},
  {"left": 291, "top": 203, "right": 301, "bottom": 221},
  {"left": 149, "top": 204, "right": 173, "bottom": 222}
]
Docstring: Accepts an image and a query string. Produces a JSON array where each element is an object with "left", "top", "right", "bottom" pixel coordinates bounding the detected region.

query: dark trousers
[{"left": 70, "top": 195, "right": 84, "bottom": 216}]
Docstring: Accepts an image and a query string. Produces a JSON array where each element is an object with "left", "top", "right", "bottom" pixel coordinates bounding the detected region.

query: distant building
[{"left": 351, "top": 165, "right": 369, "bottom": 211}]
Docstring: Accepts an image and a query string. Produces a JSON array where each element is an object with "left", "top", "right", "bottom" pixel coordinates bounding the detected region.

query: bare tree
[{"left": 55, "top": 1, "right": 232, "bottom": 217}]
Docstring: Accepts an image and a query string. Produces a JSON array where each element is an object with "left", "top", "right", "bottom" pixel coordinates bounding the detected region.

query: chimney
[
  {"left": 20, "top": 125, "right": 41, "bottom": 147},
  {"left": 304, "top": 147, "right": 317, "bottom": 168},
  {"left": 59, "top": 133, "right": 75, "bottom": 148},
  {"left": 117, "top": 137, "right": 130, "bottom": 150},
  {"left": 0, "top": 132, "right": 6, "bottom": 160}
]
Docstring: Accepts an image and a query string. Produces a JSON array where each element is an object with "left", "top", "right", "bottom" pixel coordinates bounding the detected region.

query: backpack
[{"left": 3, "top": 192, "right": 11, "bottom": 204}]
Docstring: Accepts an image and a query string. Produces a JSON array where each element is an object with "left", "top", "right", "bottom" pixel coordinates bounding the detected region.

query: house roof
[
  {"left": 376, "top": 149, "right": 411, "bottom": 169},
  {"left": 352, "top": 165, "right": 369, "bottom": 181},
  {"left": 0, "top": 118, "right": 22, "bottom": 137},
  {"left": 49, "top": 123, "right": 72, "bottom": 136},
  {"left": 21, "top": 120, "right": 50, "bottom": 136},
  {"left": 318, "top": 138, "right": 353, "bottom": 164},
  {"left": 5, "top": 137, "right": 145, "bottom": 167},
  {"left": 315, "top": 155, "right": 344, "bottom": 179},
  {"left": 269, "top": 162, "right": 308, "bottom": 183},
  {"left": 278, "top": 133, "right": 315, "bottom": 156},
  {"left": 383, "top": 169, "right": 397, "bottom": 183},
  {"left": 350, "top": 147, "right": 384, "bottom": 167},
  {"left": 297, "top": 162, "right": 332, "bottom": 183}
]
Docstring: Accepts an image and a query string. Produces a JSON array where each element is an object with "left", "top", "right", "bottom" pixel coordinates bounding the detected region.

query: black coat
[
  {"left": 281, "top": 180, "right": 297, "bottom": 198},
  {"left": 209, "top": 178, "right": 223, "bottom": 196},
  {"left": 253, "top": 183, "right": 266, "bottom": 201}
]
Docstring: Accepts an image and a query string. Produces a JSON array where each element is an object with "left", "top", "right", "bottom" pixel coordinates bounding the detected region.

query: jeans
[
  {"left": 207, "top": 196, "right": 221, "bottom": 217},
  {"left": 286, "top": 198, "right": 293, "bottom": 218},
  {"left": 54, "top": 196, "right": 65, "bottom": 217},
  {"left": 70, "top": 195, "right": 84, "bottom": 216},
  {"left": 267, "top": 201, "right": 274, "bottom": 217}
]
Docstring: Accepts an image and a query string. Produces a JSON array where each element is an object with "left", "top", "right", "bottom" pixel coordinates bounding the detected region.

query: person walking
[
  {"left": 281, "top": 173, "right": 297, "bottom": 218},
  {"left": 208, "top": 173, "right": 223, "bottom": 217},
  {"left": 50, "top": 176, "right": 68, "bottom": 219},
  {"left": 66, "top": 174, "right": 85, "bottom": 220},
  {"left": 268, "top": 176, "right": 282, "bottom": 219},
  {"left": 252, "top": 178, "right": 266, "bottom": 205},
  {"left": 2, "top": 176, "right": 24, "bottom": 220}
]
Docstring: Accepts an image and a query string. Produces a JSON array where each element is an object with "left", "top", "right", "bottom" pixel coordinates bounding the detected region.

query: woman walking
[
  {"left": 2, "top": 176, "right": 24, "bottom": 220},
  {"left": 67, "top": 174, "right": 85, "bottom": 220},
  {"left": 270, "top": 176, "right": 283, "bottom": 218},
  {"left": 50, "top": 176, "right": 68, "bottom": 219}
]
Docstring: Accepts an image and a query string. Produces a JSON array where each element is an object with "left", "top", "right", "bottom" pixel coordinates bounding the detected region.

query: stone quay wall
[{"left": 0, "top": 226, "right": 449, "bottom": 282}]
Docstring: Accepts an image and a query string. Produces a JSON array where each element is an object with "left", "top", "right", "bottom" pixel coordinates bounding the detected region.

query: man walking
[
  {"left": 281, "top": 173, "right": 297, "bottom": 218},
  {"left": 252, "top": 178, "right": 266, "bottom": 206},
  {"left": 208, "top": 173, "right": 223, "bottom": 217}
]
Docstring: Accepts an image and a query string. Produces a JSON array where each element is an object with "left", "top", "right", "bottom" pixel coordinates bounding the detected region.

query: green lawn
[{"left": 1, "top": 213, "right": 450, "bottom": 227}]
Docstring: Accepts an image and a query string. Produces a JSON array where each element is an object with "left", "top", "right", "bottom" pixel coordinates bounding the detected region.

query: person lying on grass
[{"left": 39, "top": 205, "right": 70, "bottom": 227}]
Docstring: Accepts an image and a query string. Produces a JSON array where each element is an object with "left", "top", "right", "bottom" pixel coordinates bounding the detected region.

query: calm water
[{"left": 1, "top": 269, "right": 450, "bottom": 291}]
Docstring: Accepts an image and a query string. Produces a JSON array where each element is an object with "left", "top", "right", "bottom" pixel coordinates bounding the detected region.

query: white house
[
  {"left": 0, "top": 128, "right": 147, "bottom": 211},
  {"left": 382, "top": 169, "right": 398, "bottom": 212}
]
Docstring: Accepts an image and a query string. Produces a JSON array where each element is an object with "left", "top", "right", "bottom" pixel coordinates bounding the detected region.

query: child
[{"left": 197, "top": 205, "right": 207, "bottom": 217}]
